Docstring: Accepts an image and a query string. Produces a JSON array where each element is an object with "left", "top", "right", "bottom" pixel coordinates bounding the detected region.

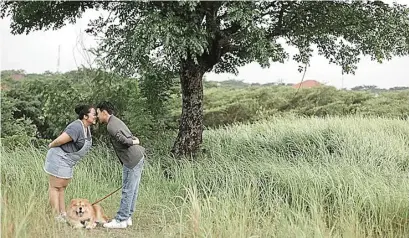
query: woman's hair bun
[
  {"left": 75, "top": 105, "right": 86, "bottom": 115},
  {"left": 74, "top": 104, "right": 94, "bottom": 120}
]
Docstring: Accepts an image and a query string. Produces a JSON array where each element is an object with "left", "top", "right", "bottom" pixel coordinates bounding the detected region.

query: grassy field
[{"left": 2, "top": 116, "right": 409, "bottom": 238}]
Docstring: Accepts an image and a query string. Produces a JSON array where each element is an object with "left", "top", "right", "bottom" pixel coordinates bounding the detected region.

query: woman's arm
[{"left": 48, "top": 132, "right": 73, "bottom": 148}]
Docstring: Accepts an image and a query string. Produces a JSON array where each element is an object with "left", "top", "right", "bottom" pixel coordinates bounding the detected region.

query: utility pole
[{"left": 57, "top": 45, "right": 61, "bottom": 73}]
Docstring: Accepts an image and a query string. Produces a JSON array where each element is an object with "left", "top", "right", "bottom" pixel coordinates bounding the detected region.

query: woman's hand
[{"left": 48, "top": 132, "right": 73, "bottom": 148}]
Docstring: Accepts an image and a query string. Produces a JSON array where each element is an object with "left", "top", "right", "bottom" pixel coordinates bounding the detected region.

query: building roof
[
  {"left": 10, "top": 73, "right": 25, "bottom": 81},
  {"left": 292, "top": 80, "right": 322, "bottom": 89}
]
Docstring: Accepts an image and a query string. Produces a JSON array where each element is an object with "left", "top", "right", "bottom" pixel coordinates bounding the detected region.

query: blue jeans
[{"left": 115, "top": 158, "right": 144, "bottom": 222}]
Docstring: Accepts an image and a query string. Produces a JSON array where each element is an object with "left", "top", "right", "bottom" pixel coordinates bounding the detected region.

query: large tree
[{"left": 2, "top": 1, "right": 408, "bottom": 156}]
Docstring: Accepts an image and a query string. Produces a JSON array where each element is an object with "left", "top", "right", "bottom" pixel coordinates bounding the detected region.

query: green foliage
[
  {"left": 41, "top": 78, "right": 90, "bottom": 138},
  {"left": 196, "top": 85, "right": 409, "bottom": 127},
  {"left": 0, "top": 1, "right": 105, "bottom": 34},
  {"left": 0, "top": 69, "right": 175, "bottom": 147},
  {"left": 136, "top": 65, "right": 179, "bottom": 131},
  {"left": 0, "top": 135, "right": 47, "bottom": 150},
  {"left": 358, "top": 91, "right": 409, "bottom": 119},
  {"left": 0, "top": 72, "right": 78, "bottom": 139},
  {"left": 2, "top": 68, "right": 408, "bottom": 148},
  {"left": 3, "top": 1, "right": 409, "bottom": 155},
  {"left": 37, "top": 1, "right": 405, "bottom": 76},
  {"left": 0, "top": 91, "right": 37, "bottom": 138},
  {"left": 88, "top": 68, "right": 177, "bottom": 140},
  {"left": 0, "top": 84, "right": 41, "bottom": 149}
]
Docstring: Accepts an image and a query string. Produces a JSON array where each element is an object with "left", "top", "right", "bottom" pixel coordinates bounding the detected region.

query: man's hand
[{"left": 132, "top": 138, "right": 140, "bottom": 145}]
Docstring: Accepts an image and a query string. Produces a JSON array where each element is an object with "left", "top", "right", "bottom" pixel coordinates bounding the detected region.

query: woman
[{"left": 44, "top": 104, "right": 96, "bottom": 221}]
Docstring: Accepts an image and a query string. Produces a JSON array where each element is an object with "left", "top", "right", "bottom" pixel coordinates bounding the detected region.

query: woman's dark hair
[
  {"left": 96, "top": 101, "right": 115, "bottom": 115},
  {"left": 74, "top": 104, "right": 94, "bottom": 120}
]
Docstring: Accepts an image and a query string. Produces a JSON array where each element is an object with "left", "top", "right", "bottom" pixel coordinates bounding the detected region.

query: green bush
[
  {"left": 2, "top": 69, "right": 409, "bottom": 143},
  {"left": 1, "top": 90, "right": 38, "bottom": 138}
]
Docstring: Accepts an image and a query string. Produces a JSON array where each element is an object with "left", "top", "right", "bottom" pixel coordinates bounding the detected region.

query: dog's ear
[{"left": 70, "top": 199, "right": 78, "bottom": 206}]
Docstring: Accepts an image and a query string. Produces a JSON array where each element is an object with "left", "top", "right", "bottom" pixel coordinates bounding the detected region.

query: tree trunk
[{"left": 171, "top": 61, "right": 205, "bottom": 157}]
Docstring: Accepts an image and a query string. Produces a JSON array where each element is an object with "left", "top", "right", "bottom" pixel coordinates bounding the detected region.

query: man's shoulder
[
  {"left": 107, "top": 118, "right": 114, "bottom": 129},
  {"left": 108, "top": 115, "right": 119, "bottom": 125},
  {"left": 107, "top": 115, "right": 124, "bottom": 130}
]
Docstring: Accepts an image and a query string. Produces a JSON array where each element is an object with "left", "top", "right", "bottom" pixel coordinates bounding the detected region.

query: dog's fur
[{"left": 66, "top": 198, "right": 108, "bottom": 229}]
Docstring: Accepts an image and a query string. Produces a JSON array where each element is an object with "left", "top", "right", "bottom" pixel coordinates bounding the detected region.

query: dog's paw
[
  {"left": 85, "top": 223, "right": 96, "bottom": 229},
  {"left": 73, "top": 224, "right": 85, "bottom": 229},
  {"left": 97, "top": 219, "right": 108, "bottom": 224}
]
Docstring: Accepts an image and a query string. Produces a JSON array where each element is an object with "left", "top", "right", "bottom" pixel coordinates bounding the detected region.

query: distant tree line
[{"left": 1, "top": 69, "right": 408, "bottom": 149}]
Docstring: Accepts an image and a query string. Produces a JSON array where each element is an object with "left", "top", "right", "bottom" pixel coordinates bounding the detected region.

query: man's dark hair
[{"left": 97, "top": 101, "right": 115, "bottom": 115}]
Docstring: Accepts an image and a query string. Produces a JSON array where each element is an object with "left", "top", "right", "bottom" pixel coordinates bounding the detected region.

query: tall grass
[{"left": 2, "top": 116, "right": 409, "bottom": 237}]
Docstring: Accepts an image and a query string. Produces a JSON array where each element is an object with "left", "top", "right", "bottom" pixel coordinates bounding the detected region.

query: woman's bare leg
[
  {"left": 49, "top": 175, "right": 71, "bottom": 215},
  {"left": 58, "top": 184, "right": 69, "bottom": 214},
  {"left": 48, "top": 180, "right": 60, "bottom": 215}
]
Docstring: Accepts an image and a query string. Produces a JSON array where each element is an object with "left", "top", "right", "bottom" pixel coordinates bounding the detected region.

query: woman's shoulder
[{"left": 65, "top": 120, "right": 82, "bottom": 129}]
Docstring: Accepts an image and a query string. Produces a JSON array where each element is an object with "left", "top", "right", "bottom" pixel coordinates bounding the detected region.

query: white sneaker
[
  {"left": 103, "top": 219, "right": 127, "bottom": 229},
  {"left": 127, "top": 217, "right": 132, "bottom": 226}
]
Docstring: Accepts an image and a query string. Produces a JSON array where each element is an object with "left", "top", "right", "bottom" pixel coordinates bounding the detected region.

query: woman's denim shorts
[{"left": 44, "top": 147, "right": 75, "bottom": 179}]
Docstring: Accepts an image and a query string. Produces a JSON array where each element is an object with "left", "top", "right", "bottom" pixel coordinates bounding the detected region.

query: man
[{"left": 96, "top": 101, "right": 146, "bottom": 229}]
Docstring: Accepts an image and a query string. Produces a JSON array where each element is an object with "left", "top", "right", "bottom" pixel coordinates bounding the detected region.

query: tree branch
[{"left": 268, "top": 2, "right": 297, "bottom": 38}]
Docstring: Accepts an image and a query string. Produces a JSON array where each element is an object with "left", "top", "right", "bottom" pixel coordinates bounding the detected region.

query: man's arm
[
  {"left": 107, "top": 125, "right": 139, "bottom": 147},
  {"left": 115, "top": 130, "right": 133, "bottom": 147}
]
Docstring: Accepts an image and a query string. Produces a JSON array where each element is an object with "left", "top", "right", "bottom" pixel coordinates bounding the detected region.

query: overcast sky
[{"left": 1, "top": 3, "right": 408, "bottom": 89}]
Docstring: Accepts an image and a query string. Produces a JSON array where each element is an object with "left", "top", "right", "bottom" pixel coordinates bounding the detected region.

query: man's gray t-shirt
[{"left": 60, "top": 120, "right": 91, "bottom": 153}]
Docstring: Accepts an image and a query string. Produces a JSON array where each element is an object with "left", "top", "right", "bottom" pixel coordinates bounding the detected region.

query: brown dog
[{"left": 66, "top": 198, "right": 108, "bottom": 229}]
